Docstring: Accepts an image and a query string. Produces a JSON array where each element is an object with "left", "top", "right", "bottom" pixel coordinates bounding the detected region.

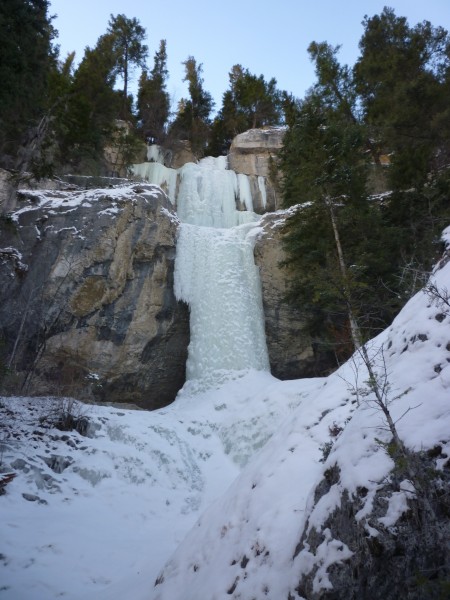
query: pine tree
[
  {"left": 233, "top": 69, "right": 282, "bottom": 129},
  {"left": 0, "top": 0, "right": 56, "bottom": 169},
  {"left": 107, "top": 14, "right": 148, "bottom": 118},
  {"left": 207, "top": 65, "right": 284, "bottom": 155},
  {"left": 280, "top": 13, "right": 450, "bottom": 365},
  {"left": 137, "top": 39, "right": 170, "bottom": 142},
  {"left": 170, "top": 56, "right": 214, "bottom": 157},
  {"left": 354, "top": 7, "right": 450, "bottom": 188},
  {"left": 354, "top": 7, "right": 450, "bottom": 293},
  {"left": 280, "top": 44, "right": 396, "bottom": 357},
  {"left": 54, "top": 33, "right": 121, "bottom": 173}
]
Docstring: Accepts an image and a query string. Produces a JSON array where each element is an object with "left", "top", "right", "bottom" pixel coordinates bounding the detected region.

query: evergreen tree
[
  {"left": 208, "top": 65, "right": 284, "bottom": 155},
  {"left": 280, "top": 45, "right": 397, "bottom": 358},
  {"left": 170, "top": 56, "right": 214, "bottom": 157},
  {"left": 280, "top": 12, "right": 450, "bottom": 367},
  {"left": 354, "top": 7, "right": 450, "bottom": 188},
  {"left": 137, "top": 39, "right": 170, "bottom": 142},
  {"left": 0, "top": 0, "right": 56, "bottom": 169},
  {"left": 234, "top": 68, "right": 283, "bottom": 129},
  {"left": 354, "top": 8, "right": 450, "bottom": 291},
  {"left": 107, "top": 14, "right": 148, "bottom": 118},
  {"left": 54, "top": 33, "right": 122, "bottom": 173}
]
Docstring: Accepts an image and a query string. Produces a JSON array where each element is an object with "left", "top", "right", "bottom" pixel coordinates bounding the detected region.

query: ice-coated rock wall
[{"left": 132, "top": 149, "right": 270, "bottom": 214}]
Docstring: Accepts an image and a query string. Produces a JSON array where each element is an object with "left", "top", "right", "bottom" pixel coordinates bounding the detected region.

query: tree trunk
[
  {"left": 15, "top": 113, "right": 51, "bottom": 174},
  {"left": 0, "top": 174, "right": 18, "bottom": 214},
  {"left": 326, "top": 196, "right": 362, "bottom": 350},
  {"left": 123, "top": 46, "right": 129, "bottom": 118}
]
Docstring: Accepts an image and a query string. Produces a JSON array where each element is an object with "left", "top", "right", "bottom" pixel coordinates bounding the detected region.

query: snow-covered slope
[{"left": 151, "top": 242, "right": 450, "bottom": 599}]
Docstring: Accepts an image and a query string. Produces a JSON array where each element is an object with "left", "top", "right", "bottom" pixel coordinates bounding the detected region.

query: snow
[
  {"left": 378, "top": 480, "right": 416, "bottom": 528},
  {"left": 12, "top": 183, "right": 164, "bottom": 223},
  {"left": 0, "top": 373, "right": 312, "bottom": 599},
  {"left": 4, "top": 251, "right": 448, "bottom": 600},
  {"left": 442, "top": 225, "right": 450, "bottom": 248},
  {"left": 159, "top": 207, "right": 180, "bottom": 225},
  {"left": 0, "top": 247, "right": 28, "bottom": 274},
  {"left": 297, "top": 528, "right": 353, "bottom": 594},
  {"left": 151, "top": 256, "right": 450, "bottom": 600}
]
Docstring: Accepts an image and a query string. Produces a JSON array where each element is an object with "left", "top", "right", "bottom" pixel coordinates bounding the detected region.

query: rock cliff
[
  {"left": 0, "top": 128, "right": 318, "bottom": 404},
  {"left": 255, "top": 209, "right": 335, "bottom": 379},
  {"left": 228, "top": 127, "right": 285, "bottom": 212},
  {"left": 228, "top": 127, "right": 285, "bottom": 178},
  {"left": 0, "top": 183, "right": 189, "bottom": 409}
]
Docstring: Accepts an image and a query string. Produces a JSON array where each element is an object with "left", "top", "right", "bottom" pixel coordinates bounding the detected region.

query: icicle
[
  {"left": 237, "top": 174, "right": 254, "bottom": 212},
  {"left": 146, "top": 144, "right": 165, "bottom": 164},
  {"left": 258, "top": 176, "right": 267, "bottom": 209}
]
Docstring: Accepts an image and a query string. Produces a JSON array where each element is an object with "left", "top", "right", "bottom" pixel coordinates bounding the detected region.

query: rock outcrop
[
  {"left": 103, "top": 120, "right": 148, "bottom": 177},
  {"left": 0, "top": 170, "right": 63, "bottom": 215},
  {"left": 255, "top": 210, "right": 330, "bottom": 379},
  {"left": 293, "top": 453, "right": 450, "bottom": 600},
  {"left": 0, "top": 127, "right": 327, "bottom": 404},
  {"left": 228, "top": 127, "right": 285, "bottom": 178},
  {"left": 167, "top": 141, "right": 196, "bottom": 169},
  {"left": 228, "top": 127, "right": 285, "bottom": 212},
  {"left": 0, "top": 183, "right": 189, "bottom": 409}
]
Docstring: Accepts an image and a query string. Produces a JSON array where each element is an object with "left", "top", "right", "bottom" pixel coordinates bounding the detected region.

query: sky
[{"left": 49, "top": 0, "right": 450, "bottom": 113}]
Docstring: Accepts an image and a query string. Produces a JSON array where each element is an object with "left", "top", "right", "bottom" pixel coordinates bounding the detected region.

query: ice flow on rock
[{"left": 173, "top": 156, "right": 270, "bottom": 385}]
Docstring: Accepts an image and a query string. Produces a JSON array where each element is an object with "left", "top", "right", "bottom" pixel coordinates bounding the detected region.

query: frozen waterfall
[
  {"left": 175, "top": 156, "right": 269, "bottom": 386},
  {"left": 175, "top": 222, "right": 269, "bottom": 382},
  {"left": 135, "top": 153, "right": 270, "bottom": 387},
  {"left": 176, "top": 157, "right": 256, "bottom": 228}
]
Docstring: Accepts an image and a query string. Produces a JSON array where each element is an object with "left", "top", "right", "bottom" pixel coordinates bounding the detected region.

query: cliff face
[
  {"left": 292, "top": 458, "right": 450, "bottom": 600},
  {"left": 228, "top": 127, "right": 285, "bottom": 178},
  {"left": 0, "top": 183, "right": 189, "bottom": 409}
]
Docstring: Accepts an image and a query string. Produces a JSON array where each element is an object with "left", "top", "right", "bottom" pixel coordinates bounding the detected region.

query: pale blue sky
[{"left": 49, "top": 0, "right": 450, "bottom": 112}]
